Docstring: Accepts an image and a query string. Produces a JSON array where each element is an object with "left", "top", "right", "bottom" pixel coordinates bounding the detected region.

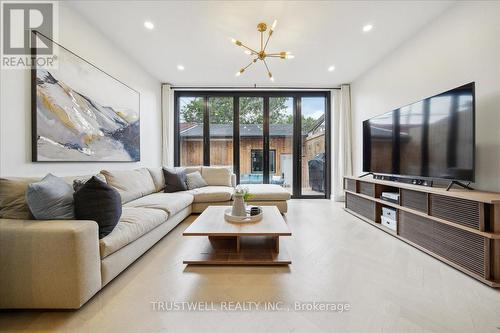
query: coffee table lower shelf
[{"left": 183, "top": 236, "right": 291, "bottom": 265}]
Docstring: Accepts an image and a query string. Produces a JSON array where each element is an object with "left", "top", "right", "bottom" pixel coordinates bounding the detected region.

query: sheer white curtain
[
  {"left": 161, "top": 84, "right": 174, "bottom": 167},
  {"left": 331, "top": 84, "right": 353, "bottom": 201}
]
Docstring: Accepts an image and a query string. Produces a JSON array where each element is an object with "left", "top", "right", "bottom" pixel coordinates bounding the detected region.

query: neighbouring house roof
[
  {"left": 180, "top": 123, "right": 306, "bottom": 138},
  {"left": 308, "top": 114, "right": 325, "bottom": 134},
  {"left": 180, "top": 122, "right": 197, "bottom": 131}
]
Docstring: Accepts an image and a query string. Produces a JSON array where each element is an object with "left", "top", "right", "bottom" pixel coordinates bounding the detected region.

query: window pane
[
  {"left": 240, "top": 97, "right": 263, "bottom": 184},
  {"left": 209, "top": 97, "right": 233, "bottom": 167},
  {"left": 251, "top": 150, "right": 263, "bottom": 173},
  {"left": 179, "top": 97, "right": 203, "bottom": 166},
  {"left": 301, "top": 97, "right": 326, "bottom": 195},
  {"left": 269, "top": 97, "right": 293, "bottom": 193}
]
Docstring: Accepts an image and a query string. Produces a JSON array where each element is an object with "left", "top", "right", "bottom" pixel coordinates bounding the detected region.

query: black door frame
[{"left": 174, "top": 90, "right": 331, "bottom": 199}]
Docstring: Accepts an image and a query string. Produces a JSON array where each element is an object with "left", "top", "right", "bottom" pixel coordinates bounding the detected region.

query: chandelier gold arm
[
  {"left": 263, "top": 58, "right": 272, "bottom": 76},
  {"left": 238, "top": 42, "right": 259, "bottom": 55},
  {"left": 263, "top": 29, "right": 273, "bottom": 52},
  {"left": 266, "top": 51, "right": 293, "bottom": 59},
  {"left": 237, "top": 58, "right": 258, "bottom": 75}
]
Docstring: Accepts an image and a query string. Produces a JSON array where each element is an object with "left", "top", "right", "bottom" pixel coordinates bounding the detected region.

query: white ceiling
[{"left": 70, "top": 0, "right": 455, "bottom": 87}]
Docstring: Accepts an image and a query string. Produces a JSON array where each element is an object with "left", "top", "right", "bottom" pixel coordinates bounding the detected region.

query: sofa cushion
[
  {"left": 184, "top": 166, "right": 202, "bottom": 174},
  {"left": 244, "top": 184, "right": 291, "bottom": 201},
  {"left": 0, "top": 177, "right": 39, "bottom": 219},
  {"left": 201, "top": 167, "right": 232, "bottom": 187},
  {"left": 74, "top": 177, "right": 122, "bottom": 239},
  {"left": 26, "top": 174, "right": 75, "bottom": 220},
  {"left": 101, "top": 168, "right": 156, "bottom": 204},
  {"left": 99, "top": 207, "right": 168, "bottom": 258},
  {"left": 186, "top": 186, "right": 233, "bottom": 203},
  {"left": 147, "top": 168, "right": 165, "bottom": 192},
  {"left": 163, "top": 167, "right": 187, "bottom": 193},
  {"left": 124, "top": 192, "right": 194, "bottom": 216}
]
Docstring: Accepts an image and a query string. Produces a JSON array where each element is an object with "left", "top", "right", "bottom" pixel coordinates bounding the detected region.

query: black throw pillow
[
  {"left": 74, "top": 176, "right": 122, "bottom": 239},
  {"left": 162, "top": 167, "right": 187, "bottom": 193}
]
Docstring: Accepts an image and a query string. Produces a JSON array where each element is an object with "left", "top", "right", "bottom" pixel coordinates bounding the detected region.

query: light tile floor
[{"left": 1, "top": 200, "right": 500, "bottom": 332}]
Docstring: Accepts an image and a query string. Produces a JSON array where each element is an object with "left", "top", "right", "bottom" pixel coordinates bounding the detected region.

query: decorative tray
[{"left": 224, "top": 207, "right": 263, "bottom": 223}]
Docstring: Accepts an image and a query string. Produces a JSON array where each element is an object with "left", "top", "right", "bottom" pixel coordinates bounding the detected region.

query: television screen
[{"left": 363, "top": 83, "right": 475, "bottom": 181}]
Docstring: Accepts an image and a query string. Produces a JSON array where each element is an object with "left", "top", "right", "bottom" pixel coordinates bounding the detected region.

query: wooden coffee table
[{"left": 183, "top": 206, "right": 292, "bottom": 265}]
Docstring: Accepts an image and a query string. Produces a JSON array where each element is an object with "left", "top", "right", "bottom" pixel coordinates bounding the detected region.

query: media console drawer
[
  {"left": 399, "top": 211, "right": 486, "bottom": 278},
  {"left": 346, "top": 192, "right": 376, "bottom": 221}
]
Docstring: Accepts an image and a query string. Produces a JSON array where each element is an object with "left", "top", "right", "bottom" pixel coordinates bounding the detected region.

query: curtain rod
[{"left": 166, "top": 85, "right": 341, "bottom": 90}]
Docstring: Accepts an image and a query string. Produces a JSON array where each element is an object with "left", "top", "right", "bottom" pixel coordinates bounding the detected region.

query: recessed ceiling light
[
  {"left": 362, "top": 24, "right": 373, "bottom": 32},
  {"left": 328, "top": 65, "right": 335, "bottom": 72},
  {"left": 144, "top": 21, "right": 154, "bottom": 30},
  {"left": 177, "top": 65, "right": 185, "bottom": 71}
]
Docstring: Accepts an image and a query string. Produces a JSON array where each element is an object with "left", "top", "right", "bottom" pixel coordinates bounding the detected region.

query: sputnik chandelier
[{"left": 231, "top": 20, "right": 294, "bottom": 81}]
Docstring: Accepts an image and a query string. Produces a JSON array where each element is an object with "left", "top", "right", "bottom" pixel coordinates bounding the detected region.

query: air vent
[
  {"left": 430, "top": 194, "right": 481, "bottom": 230},
  {"left": 399, "top": 211, "right": 485, "bottom": 277}
]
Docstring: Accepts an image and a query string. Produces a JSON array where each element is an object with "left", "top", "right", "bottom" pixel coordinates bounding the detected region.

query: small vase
[{"left": 232, "top": 194, "right": 246, "bottom": 217}]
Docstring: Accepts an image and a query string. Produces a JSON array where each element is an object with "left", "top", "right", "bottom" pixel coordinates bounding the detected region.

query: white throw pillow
[
  {"left": 201, "top": 167, "right": 232, "bottom": 187},
  {"left": 186, "top": 171, "right": 208, "bottom": 190}
]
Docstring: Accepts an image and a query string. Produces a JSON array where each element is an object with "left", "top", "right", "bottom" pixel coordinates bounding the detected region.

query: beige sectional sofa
[{"left": 0, "top": 166, "right": 290, "bottom": 309}]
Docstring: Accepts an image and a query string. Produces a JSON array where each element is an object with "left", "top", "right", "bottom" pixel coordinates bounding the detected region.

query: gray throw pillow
[
  {"left": 186, "top": 171, "right": 208, "bottom": 190},
  {"left": 162, "top": 167, "right": 187, "bottom": 193},
  {"left": 26, "top": 174, "right": 75, "bottom": 220}
]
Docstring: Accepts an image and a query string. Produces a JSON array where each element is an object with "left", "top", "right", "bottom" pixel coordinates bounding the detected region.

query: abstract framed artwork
[{"left": 31, "top": 31, "right": 140, "bottom": 162}]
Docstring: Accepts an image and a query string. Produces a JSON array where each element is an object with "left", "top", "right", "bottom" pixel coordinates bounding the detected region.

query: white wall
[
  {"left": 351, "top": 1, "right": 500, "bottom": 191},
  {"left": 0, "top": 3, "right": 162, "bottom": 177}
]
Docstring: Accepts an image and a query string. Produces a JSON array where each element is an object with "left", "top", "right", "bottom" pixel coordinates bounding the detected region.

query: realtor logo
[{"left": 1, "top": 1, "right": 58, "bottom": 68}]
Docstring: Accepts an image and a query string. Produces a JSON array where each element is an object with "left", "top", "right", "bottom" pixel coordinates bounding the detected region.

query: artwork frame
[{"left": 31, "top": 31, "right": 140, "bottom": 162}]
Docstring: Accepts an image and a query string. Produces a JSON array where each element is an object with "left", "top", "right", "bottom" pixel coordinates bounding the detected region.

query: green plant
[{"left": 234, "top": 185, "right": 254, "bottom": 202}]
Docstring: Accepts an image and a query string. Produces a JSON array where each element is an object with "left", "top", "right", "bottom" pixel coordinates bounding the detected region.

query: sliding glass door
[
  {"left": 179, "top": 97, "right": 204, "bottom": 166},
  {"left": 269, "top": 97, "right": 294, "bottom": 193},
  {"left": 175, "top": 92, "right": 330, "bottom": 198},
  {"left": 209, "top": 97, "right": 233, "bottom": 167},
  {"left": 300, "top": 97, "right": 327, "bottom": 196},
  {"left": 239, "top": 97, "right": 264, "bottom": 185}
]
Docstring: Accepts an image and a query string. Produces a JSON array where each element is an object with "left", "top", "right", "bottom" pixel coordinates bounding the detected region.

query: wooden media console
[{"left": 343, "top": 176, "right": 500, "bottom": 287}]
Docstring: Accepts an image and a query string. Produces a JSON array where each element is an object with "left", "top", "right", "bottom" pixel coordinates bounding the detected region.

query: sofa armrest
[
  {"left": 231, "top": 173, "right": 237, "bottom": 187},
  {"left": 0, "top": 219, "right": 101, "bottom": 309}
]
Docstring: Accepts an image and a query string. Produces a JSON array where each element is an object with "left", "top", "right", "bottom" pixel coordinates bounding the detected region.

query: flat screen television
[{"left": 363, "top": 82, "right": 475, "bottom": 182}]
